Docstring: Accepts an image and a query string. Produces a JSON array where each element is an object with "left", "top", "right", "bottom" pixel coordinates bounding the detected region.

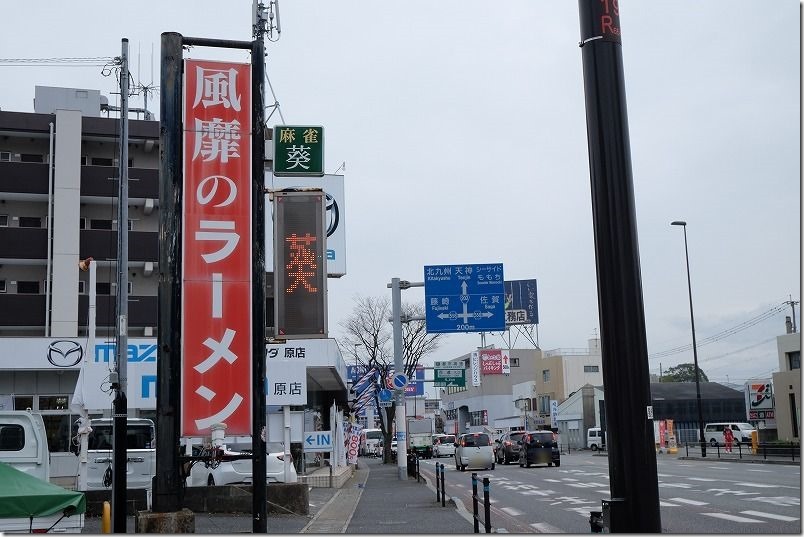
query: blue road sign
[
  {"left": 424, "top": 263, "right": 505, "bottom": 333},
  {"left": 378, "top": 388, "right": 393, "bottom": 402},
  {"left": 392, "top": 374, "right": 408, "bottom": 389}
]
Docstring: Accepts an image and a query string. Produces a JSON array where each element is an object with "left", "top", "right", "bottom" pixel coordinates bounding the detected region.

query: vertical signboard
[
  {"left": 745, "top": 381, "right": 775, "bottom": 420},
  {"left": 504, "top": 279, "right": 539, "bottom": 325},
  {"left": 480, "top": 349, "right": 503, "bottom": 375},
  {"left": 470, "top": 351, "right": 481, "bottom": 387},
  {"left": 182, "top": 59, "right": 253, "bottom": 436},
  {"left": 274, "top": 191, "right": 327, "bottom": 338}
]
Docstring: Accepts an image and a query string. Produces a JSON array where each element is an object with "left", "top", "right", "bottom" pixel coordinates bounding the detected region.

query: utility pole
[
  {"left": 112, "top": 37, "right": 130, "bottom": 534},
  {"left": 788, "top": 297, "right": 799, "bottom": 333},
  {"left": 577, "top": 0, "right": 661, "bottom": 532},
  {"left": 390, "top": 278, "right": 408, "bottom": 480}
]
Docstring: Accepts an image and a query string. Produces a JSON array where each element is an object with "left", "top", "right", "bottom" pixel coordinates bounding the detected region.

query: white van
[
  {"left": 587, "top": 427, "right": 606, "bottom": 451},
  {"left": 83, "top": 418, "right": 156, "bottom": 490},
  {"left": 704, "top": 422, "right": 756, "bottom": 447},
  {"left": 0, "top": 410, "right": 85, "bottom": 533}
]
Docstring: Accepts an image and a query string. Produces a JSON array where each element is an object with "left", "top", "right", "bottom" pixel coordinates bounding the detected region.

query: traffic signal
[{"left": 273, "top": 190, "right": 327, "bottom": 339}]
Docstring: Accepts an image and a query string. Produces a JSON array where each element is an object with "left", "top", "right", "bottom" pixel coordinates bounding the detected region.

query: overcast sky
[{"left": 1, "top": 1, "right": 799, "bottom": 388}]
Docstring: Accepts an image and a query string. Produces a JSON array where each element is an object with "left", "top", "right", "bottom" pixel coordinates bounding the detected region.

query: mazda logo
[
  {"left": 47, "top": 340, "right": 84, "bottom": 367},
  {"left": 325, "top": 192, "right": 339, "bottom": 238}
]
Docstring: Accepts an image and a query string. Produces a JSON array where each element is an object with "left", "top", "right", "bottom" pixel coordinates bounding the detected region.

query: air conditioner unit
[
  {"left": 143, "top": 261, "right": 154, "bottom": 277},
  {"left": 143, "top": 198, "right": 155, "bottom": 215}
]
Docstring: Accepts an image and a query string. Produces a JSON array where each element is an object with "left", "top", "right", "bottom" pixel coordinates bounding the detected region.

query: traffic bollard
[
  {"left": 472, "top": 473, "right": 479, "bottom": 534},
  {"left": 436, "top": 463, "right": 441, "bottom": 503},
  {"left": 440, "top": 464, "right": 446, "bottom": 507},
  {"left": 483, "top": 477, "right": 491, "bottom": 533}
]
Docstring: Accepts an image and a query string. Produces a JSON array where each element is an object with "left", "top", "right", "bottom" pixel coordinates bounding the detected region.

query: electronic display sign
[{"left": 273, "top": 191, "right": 327, "bottom": 339}]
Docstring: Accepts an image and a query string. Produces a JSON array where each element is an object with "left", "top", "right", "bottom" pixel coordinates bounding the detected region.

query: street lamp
[{"left": 671, "top": 220, "right": 707, "bottom": 457}]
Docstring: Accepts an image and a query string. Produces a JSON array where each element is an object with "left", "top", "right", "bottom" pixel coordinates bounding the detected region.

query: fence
[{"left": 683, "top": 441, "right": 800, "bottom": 461}]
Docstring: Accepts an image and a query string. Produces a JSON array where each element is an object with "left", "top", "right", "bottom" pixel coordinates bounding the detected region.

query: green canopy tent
[{"left": 0, "top": 461, "right": 85, "bottom": 530}]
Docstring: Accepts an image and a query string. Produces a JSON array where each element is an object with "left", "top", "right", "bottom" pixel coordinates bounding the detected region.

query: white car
[
  {"left": 188, "top": 446, "right": 297, "bottom": 486},
  {"left": 433, "top": 434, "right": 456, "bottom": 458},
  {"left": 454, "top": 432, "right": 495, "bottom": 471}
]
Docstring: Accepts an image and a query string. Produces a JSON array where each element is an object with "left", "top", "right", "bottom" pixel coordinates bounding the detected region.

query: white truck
[
  {"left": 81, "top": 418, "right": 156, "bottom": 491},
  {"left": 407, "top": 418, "right": 434, "bottom": 459},
  {"left": 0, "top": 410, "right": 85, "bottom": 533}
]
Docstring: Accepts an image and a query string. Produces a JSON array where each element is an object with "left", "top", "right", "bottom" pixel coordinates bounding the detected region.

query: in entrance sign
[
  {"left": 273, "top": 126, "right": 324, "bottom": 177},
  {"left": 303, "top": 430, "right": 333, "bottom": 451},
  {"left": 424, "top": 263, "right": 505, "bottom": 334},
  {"left": 433, "top": 361, "right": 466, "bottom": 388}
]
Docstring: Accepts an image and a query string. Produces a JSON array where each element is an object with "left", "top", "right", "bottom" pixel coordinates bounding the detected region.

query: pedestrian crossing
[{"left": 418, "top": 459, "right": 799, "bottom": 529}]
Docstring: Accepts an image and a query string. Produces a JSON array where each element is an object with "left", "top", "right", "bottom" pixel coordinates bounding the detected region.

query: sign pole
[{"left": 390, "top": 278, "right": 408, "bottom": 480}]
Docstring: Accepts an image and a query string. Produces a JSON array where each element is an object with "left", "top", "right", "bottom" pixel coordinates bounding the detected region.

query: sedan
[
  {"left": 188, "top": 448, "right": 298, "bottom": 486},
  {"left": 519, "top": 430, "right": 560, "bottom": 468}
]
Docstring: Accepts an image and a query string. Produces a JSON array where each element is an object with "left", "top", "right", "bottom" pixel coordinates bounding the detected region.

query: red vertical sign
[{"left": 182, "top": 59, "right": 252, "bottom": 436}]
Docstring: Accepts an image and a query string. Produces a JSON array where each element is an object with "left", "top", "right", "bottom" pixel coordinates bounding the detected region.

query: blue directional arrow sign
[
  {"left": 424, "top": 263, "right": 505, "bottom": 333},
  {"left": 378, "top": 388, "right": 393, "bottom": 402}
]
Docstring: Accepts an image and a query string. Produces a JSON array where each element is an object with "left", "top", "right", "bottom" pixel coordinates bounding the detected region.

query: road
[{"left": 417, "top": 451, "right": 801, "bottom": 533}]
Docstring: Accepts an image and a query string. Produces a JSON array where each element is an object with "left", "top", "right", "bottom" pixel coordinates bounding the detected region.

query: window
[
  {"left": 0, "top": 425, "right": 25, "bottom": 451},
  {"left": 462, "top": 433, "right": 490, "bottom": 447},
  {"left": 78, "top": 280, "right": 85, "bottom": 294},
  {"left": 0, "top": 281, "right": 5, "bottom": 293},
  {"left": 787, "top": 351, "right": 800, "bottom": 370},
  {"left": 0, "top": 214, "right": 7, "bottom": 227},
  {"left": 90, "top": 219, "right": 112, "bottom": 230},
  {"left": 19, "top": 154, "right": 44, "bottom": 163},
  {"left": 0, "top": 152, "right": 10, "bottom": 161},
  {"left": 538, "top": 395, "right": 551, "bottom": 414},
  {"left": 18, "top": 216, "right": 42, "bottom": 228},
  {"left": 13, "top": 396, "right": 33, "bottom": 411},
  {"left": 584, "top": 365, "right": 600, "bottom": 373},
  {"left": 91, "top": 157, "right": 114, "bottom": 167},
  {"left": 39, "top": 396, "right": 69, "bottom": 411},
  {"left": 17, "top": 281, "right": 40, "bottom": 294},
  {"left": 510, "top": 357, "right": 519, "bottom": 367},
  {"left": 542, "top": 369, "right": 551, "bottom": 382},
  {"left": 96, "top": 282, "right": 112, "bottom": 295}
]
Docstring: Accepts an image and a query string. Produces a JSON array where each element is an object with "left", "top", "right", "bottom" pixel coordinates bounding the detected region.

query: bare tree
[{"left": 339, "top": 295, "right": 441, "bottom": 463}]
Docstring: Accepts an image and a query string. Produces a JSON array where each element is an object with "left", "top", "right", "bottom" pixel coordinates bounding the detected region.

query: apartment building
[
  {"left": 772, "top": 316, "right": 801, "bottom": 441},
  {"left": 0, "top": 86, "right": 348, "bottom": 483}
]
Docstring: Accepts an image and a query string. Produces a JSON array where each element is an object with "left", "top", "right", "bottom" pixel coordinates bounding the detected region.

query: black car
[
  {"left": 518, "top": 430, "right": 560, "bottom": 468},
  {"left": 495, "top": 431, "right": 527, "bottom": 464}
]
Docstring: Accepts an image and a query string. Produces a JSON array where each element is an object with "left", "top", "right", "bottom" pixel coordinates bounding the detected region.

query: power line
[
  {"left": 649, "top": 302, "right": 788, "bottom": 360},
  {"left": 0, "top": 56, "right": 114, "bottom": 66}
]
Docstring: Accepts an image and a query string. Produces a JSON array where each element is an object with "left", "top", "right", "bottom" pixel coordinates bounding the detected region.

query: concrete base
[{"left": 135, "top": 508, "right": 195, "bottom": 533}]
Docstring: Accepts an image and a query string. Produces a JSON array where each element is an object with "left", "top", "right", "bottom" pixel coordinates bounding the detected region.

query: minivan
[
  {"left": 587, "top": 427, "right": 606, "bottom": 451},
  {"left": 454, "top": 432, "right": 495, "bottom": 471},
  {"left": 704, "top": 422, "right": 756, "bottom": 447}
]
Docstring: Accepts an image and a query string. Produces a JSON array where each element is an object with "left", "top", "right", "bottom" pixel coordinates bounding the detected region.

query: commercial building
[
  {"left": 772, "top": 316, "right": 801, "bottom": 442},
  {"left": 0, "top": 87, "right": 348, "bottom": 484}
]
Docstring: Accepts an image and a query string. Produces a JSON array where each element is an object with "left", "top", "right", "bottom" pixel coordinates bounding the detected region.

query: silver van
[
  {"left": 454, "top": 432, "right": 495, "bottom": 471},
  {"left": 83, "top": 418, "right": 156, "bottom": 490},
  {"left": 703, "top": 422, "right": 756, "bottom": 446}
]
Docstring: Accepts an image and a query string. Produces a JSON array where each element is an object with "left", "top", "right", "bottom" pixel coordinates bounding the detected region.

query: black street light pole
[{"left": 671, "top": 221, "right": 707, "bottom": 458}]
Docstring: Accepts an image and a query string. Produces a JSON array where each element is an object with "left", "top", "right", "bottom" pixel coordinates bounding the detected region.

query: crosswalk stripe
[
  {"left": 668, "top": 497, "right": 708, "bottom": 506},
  {"left": 531, "top": 522, "right": 564, "bottom": 533},
  {"left": 740, "top": 510, "right": 800, "bottom": 522},
  {"left": 501, "top": 507, "right": 524, "bottom": 516},
  {"left": 701, "top": 513, "right": 764, "bottom": 523}
]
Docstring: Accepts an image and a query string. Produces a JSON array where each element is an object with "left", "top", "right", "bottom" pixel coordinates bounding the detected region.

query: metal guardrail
[
  {"left": 683, "top": 441, "right": 799, "bottom": 461},
  {"left": 471, "top": 473, "right": 491, "bottom": 534}
]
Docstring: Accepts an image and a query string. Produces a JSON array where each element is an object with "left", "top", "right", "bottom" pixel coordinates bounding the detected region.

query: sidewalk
[{"left": 303, "top": 456, "right": 473, "bottom": 534}]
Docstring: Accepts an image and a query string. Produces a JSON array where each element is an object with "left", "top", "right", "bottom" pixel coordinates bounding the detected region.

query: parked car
[
  {"left": 188, "top": 443, "right": 297, "bottom": 486},
  {"left": 433, "top": 434, "right": 456, "bottom": 458},
  {"left": 519, "top": 430, "right": 561, "bottom": 468},
  {"left": 495, "top": 431, "right": 527, "bottom": 464},
  {"left": 454, "top": 433, "right": 495, "bottom": 472},
  {"left": 587, "top": 427, "right": 606, "bottom": 451},
  {"left": 704, "top": 422, "right": 756, "bottom": 447}
]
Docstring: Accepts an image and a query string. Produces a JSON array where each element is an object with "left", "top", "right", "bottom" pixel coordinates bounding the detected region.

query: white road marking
[
  {"left": 740, "top": 510, "right": 800, "bottom": 522},
  {"left": 688, "top": 477, "right": 718, "bottom": 482},
  {"left": 543, "top": 479, "right": 562, "bottom": 483},
  {"left": 500, "top": 507, "right": 523, "bottom": 516},
  {"left": 746, "top": 469, "right": 773, "bottom": 473},
  {"left": 597, "top": 490, "right": 610, "bottom": 495},
  {"left": 701, "top": 513, "right": 764, "bottom": 523},
  {"left": 668, "top": 497, "right": 708, "bottom": 506},
  {"left": 530, "top": 522, "right": 564, "bottom": 533},
  {"left": 660, "top": 501, "right": 679, "bottom": 507},
  {"left": 734, "top": 482, "right": 776, "bottom": 488}
]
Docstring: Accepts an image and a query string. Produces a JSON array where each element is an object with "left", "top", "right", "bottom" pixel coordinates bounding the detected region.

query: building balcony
[
  {"left": 0, "top": 228, "right": 158, "bottom": 263},
  {"left": 0, "top": 294, "right": 157, "bottom": 328}
]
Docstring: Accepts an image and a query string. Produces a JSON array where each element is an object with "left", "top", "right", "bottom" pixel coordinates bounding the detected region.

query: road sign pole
[{"left": 390, "top": 277, "right": 408, "bottom": 480}]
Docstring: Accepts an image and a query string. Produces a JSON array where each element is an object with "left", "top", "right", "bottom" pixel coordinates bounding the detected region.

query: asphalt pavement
[{"left": 82, "top": 456, "right": 475, "bottom": 534}]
